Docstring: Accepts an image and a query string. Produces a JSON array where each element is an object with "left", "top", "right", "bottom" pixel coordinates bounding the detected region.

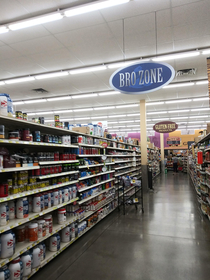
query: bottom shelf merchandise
[{"left": 0, "top": 200, "right": 118, "bottom": 280}]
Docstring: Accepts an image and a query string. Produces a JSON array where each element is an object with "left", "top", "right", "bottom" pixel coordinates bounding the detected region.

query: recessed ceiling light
[
  {"left": 98, "top": 91, "right": 120, "bottom": 96},
  {"left": 108, "top": 121, "right": 118, "bottom": 124},
  {"left": 146, "top": 102, "right": 164, "bottom": 106},
  {"left": 147, "top": 111, "right": 167, "bottom": 115},
  {"left": 72, "top": 94, "right": 97, "bottom": 99},
  {"left": 118, "top": 120, "right": 134, "bottom": 123},
  {"left": 5, "top": 77, "right": 35, "bottom": 84},
  {"left": 108, "top": 115, "right": 125, "bottom": 118},
  {"left": 196, "top": 81, "right": 208, "bottom": 85},
  {"left": 53, "top": 110, "right": 72, "bottom": 113},
  {"left": 73, "top": 108, "right": 93, "bottom": 112},
  {"left": 94, "top": 106, "right": 115, "bottom": 110},
  {"left": 24, "top": 99, "right": 46, "bottom": 104},
  {"left": 170, "top": 117, "right": 188, "bottom": 120},
  {"left": 47, "top": 96, "right": 71, "bottom": 101},
  {"left": 44, "top": 120, "right": 54, "bottom": 123},
  {"left": 13, "top": 101, "right": 24, "bottom": 105},
  {"left": 9, "top": 13, "right": 63, "bottom": 30},
  {"left": 189, "top": 115, "right": 208, "bottom": 119},
  {"left": 116, "top": 104, "right": 138, "bottom": 108},
  {"left": 127, "top": 113, "right": 140, "bottom": 117},
  {"left": 36, "top": 112, "right": 53, "bottom": 115},
  {"left": 70, "top": 66, "right": 107, "bottom": 75},
  {"left": 91, "top": 116, "right": 107, "bottom": 119},
  {"left": 202, "top": 49, "right": 210, "bottom": 55},
  {"left": 35, "top": 72, "right": 68, "bottom": 79},
  {"left": 152, "top": 51, "right": 200, "bottom": 61},
  {"left": 193, "top": 97, "right": 209, "bottom": 101},
  {"left": 163, "top": 82, "right": 194, "bottom": 89},
  {"left": 0, "top": 26, "right": 9, "bottom": 34},
  {"left": 0, "top": 81, "right": 5, "bottom": 85},
  {"left": 152, "top": 118, "right": 168, "bottom": 121},
  {"left": 168, "top": 109, "right": 190, "bottom": 113},
  {"left": 191, "top": 108, "right": 210, "bottom": 112},
  {"left": 165, "top": 99, "right": 191, "bottom": 104},
  {"left": 74, "top": 117, "right": 90, "bottom": 120}
]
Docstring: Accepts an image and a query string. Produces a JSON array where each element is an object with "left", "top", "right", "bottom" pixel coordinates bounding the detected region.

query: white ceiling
[{"left": 0, "top": 0, "right": 210, "bottom": 131}]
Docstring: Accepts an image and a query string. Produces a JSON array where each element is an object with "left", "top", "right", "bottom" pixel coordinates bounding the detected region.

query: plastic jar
[
  {"left": 32, "top": 247, "right": 41, "bottom": 268},
  {"left": 58, "top": 208, "right": 66, "bottom": 225},
  {"left": 8, "top": 132, "right": 19, "bottom": 140},
  {"left": 0, "top": 184, "right": 8, "bottom": 198},
  {"left": 8, "top": 201, "right": 15, "bottom": 220},
  {"left": 22, "top": 128, "right": 30, "bottom": 141},
  {"left": 64, "top": 188, "right": 69, "bottom": 202},
  {"left": 49, "top": 234, "right": 60, "bottom": 252},
  {"left": 47, "top": 192, "right": 51, "bottom": 208},
  {"left": 44, "top": 215, "right": 53, "bottom": 233},
  {"left": 28, "top": 196, "right": 32, "bottom": 213},
  {"left": 28, "top": 223, "right": 38, "bottom": 242},
  {"left": 8, "top": 258, "right": 22, "bottom": 280},
  {"left": 0, "top": 203, "right": 9, "bottom": 226},
  {"left": 16, "top": 225, "right": 25, "bottom": 243},
  {"left": 23, "top": 113, "right": 28, "bottom": 121},
  {"left": 37, "top": 243, "right": 46, "bottom": 261},
  {"left": 15, "top": 111, "right": 23, "bottom": 120},
  {"left": 0, "top": 265, "right": 10, "bottom": 280},
  {"left": 53, "top": 190, "right": 59, "bottom": 206},
  {"left": 16, "top": 198, "right": 28, "bottom": 219},
  {"left": 33, "top": 195, "right": 41, "bottom": 213},
  {"left": 20, "top": 252, "right": 31, "bottom": 277},
  {"left": 61, "top": 226, "right": 70, "bottom": 243},
  {"left": 0, "top": 230, "right": 14, "bottom": 258},
  {"left": 0, "top": 125, "right": 5, "bottom": 139},
  {"left": 38, "top": 220, "right": 46, "bottom": 237}
]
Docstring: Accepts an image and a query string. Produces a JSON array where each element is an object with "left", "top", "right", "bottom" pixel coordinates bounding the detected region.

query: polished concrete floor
[{"left": 32, "top": 173, "right": 210, "bottom": 280}]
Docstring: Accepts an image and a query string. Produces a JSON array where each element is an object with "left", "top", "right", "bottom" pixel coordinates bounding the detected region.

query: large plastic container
[
  {"left": 0, "top": 230, "right": 14, "bottom": 258},
  {"left": 21, "top": 252, "right": 32, "bottom": 276},
  {"left": 0, "top": 94, "right": 13, "bottom": 117}
]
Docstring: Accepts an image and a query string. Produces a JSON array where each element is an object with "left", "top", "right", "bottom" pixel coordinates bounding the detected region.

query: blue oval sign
[{"left": 109, "top": 62, "right": 175, "bottom": 94}]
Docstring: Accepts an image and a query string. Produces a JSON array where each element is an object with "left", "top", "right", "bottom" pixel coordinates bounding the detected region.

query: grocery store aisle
[{"left": 32, "top": 173, "right": 210, "bottom": 280}]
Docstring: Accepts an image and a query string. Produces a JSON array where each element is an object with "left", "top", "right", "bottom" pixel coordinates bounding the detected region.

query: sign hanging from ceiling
[
  {"left": 153, "top": 121, "right": 178, "bottom": 133},
  {"left": 109, "top": 62, "right": 175, "bottom": 94}
]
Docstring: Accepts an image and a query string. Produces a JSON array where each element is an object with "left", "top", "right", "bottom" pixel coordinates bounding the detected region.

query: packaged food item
[
  {"left": 21, "top": 251, "right": 32, "bottom": 276},
  {"left": 0, "top": 230, "right": 14, "bottom": 258},
  {"left": 31, "top": 247, "right": 41, "bottom": 268},
  {"left": 16, "top": 225, "right": 25, "bottom": 243},
  {"left": 15, "top": 111, "right": 23, "bottom": 120},
  {"left": 57, "top": 208, "right": 66, "bottom": 224},
  {"left": 23, "top": 113, "right": 28, "bottom": 121},
  {"left": 0, "top": 125, "right": 5, "bottom": 139},
  {"left": 28, "top": 223, "right": 38, "bottom": 242},
  {"left": 8, "top": 257, "right": 22, "bottom": 280}
]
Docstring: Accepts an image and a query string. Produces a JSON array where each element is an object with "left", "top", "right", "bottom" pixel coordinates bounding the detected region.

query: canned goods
[{"left": 15, "top": 111, "right": 23, "bottom": 120}]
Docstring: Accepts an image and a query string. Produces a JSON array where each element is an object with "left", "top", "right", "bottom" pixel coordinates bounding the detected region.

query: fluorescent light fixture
[
  {"left": 27, "top": 113, "right": 35, "bottom": 116},
  {"left": 127, "top": 113, "right": 140, "bottom": 117},
  {"left": 74, "top": 117, "right": 90, "bottom": 120},
  {"left": 119, "top": 129, "right": 132, "bottom": 131},
  {"left": 130, "top": 125, "right": 140, "bottom": 127},
  {"left": 118, "top": 121, "right": 134, "bottom": 123},
  {"left": 109, "top": 130, "right": 119, "bottom": 132},
  {"left": 91, "top": 116, "right": 107, "bottom": 119},
  {"left": 191, "top": 108, "right": 210, "bottom": 112},
  {"left": 116, "top": 104, "right": 138, "bottom": 108},
  {"left": 47, "top": 96, "right": 71, "bottom": 101},
  {"left": 35, "top": 71, "right": 68, "bottom": 80},
  {"left": 193, "top": 97, "right": 209, "bottom": 101},
  {"left": 168, "top": 109, "right": 190, "bottom": 113},
  {"left": 60, "top": 118, "right": 74, "bottom": 121},
  {"left": 53, "top": 110, "right": 72, "bottom": 113},
  {"left": 188, "top": 121, "right": 206, "bottom": 124},
  {"left": 98, "top": 91, "right": 120, "bottom": 96},
  {"left": 170, "top": 117, "right": 188, "bottom": 120},
  {"left": 108, "top": 121, "right": 118, "bottom": 124},
  {"left": 187, "top": 125, "right": 205, "bottom": 128},
  {"left": 13, "top": 101, "right": 24, "bottom": 105},
  {"left": 44, "top": 120, "right": 54, "bottom": 123},
  {"left": 152, "top": 118, "right": 168, "bottom": 121},
  {"left": 0, "top": 81, "right": 5, "bottom": 85},
  {"left": 70, "top": 66, "right": 107, "bottom": 75},
  {"left": 196, "top": 81, "right": 208, "bottom": 85},
  {"left": 189, "top": 115, "right": 208, "bottom": 119},
  {"left": 94, "top": 106, "right": 115, "bottom": 110},
  {"left": 64, "top": 0, "right": 130, "bottom": 17},
  {"left": 147, "top": 111, "right": 167, "bottom": 115},
  {"left": 108, "top": 115, "right": 125, "bottom": 118},
  {"left": 0, "top": 27, "right": 9, "bottom": 34},
  {"left": 152, "top": 51, "right": 199, "bottom": 61},
  {"left": 5, "top": 77, "right": 35, "bottom": 84},
  {"left": 202, "top": 50, "right": 210, "bottom": 55},
  {"left": 24, "top": 99, "right": 46, "bottom": 104},
  {"left": 163, "top": 82, "right": 194, "bottom": 89},
  {"left": 36, "top": 112, "right": 53, "bottom": 115},
  {"left": 72, "top": 94, "right": 97, "bottom": 99},
  {"left": 73, "top": 108, "right": 93, "bottom": 112},
  {"left": 9, "top": 13, "right": 63, "bottom": 30},
  {"left": 165, "top": 99, "right": 191, "bottom": 104},
  {"left": 112, "top": 126, "right": 125, "bottom": 128},
  {"left": 108, "top": 59, "right": 141, "bottom": 69},
  {"left": 146, "top": 102, "right": 164, "bottom": 106}
]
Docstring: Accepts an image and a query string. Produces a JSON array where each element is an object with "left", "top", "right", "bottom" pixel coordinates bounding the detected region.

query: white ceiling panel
[
  {"left": 10, "top": 35, "right": 65, "bottom": 56},
  {"left": 0, "top": 45, "right": 21, "bottom": 60}
]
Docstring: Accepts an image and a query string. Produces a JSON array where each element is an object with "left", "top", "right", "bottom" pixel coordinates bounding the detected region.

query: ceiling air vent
[
  {"left": 32, "top": 88, "right": 48, "bottom": 93},
  {"left": 176, "top": 68, "right": 196, "bottom": 76}
]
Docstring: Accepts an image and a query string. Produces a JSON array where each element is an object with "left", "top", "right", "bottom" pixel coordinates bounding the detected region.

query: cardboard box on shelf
[{"left": 72, "top": 127, "right": 90, "bottom": 134}]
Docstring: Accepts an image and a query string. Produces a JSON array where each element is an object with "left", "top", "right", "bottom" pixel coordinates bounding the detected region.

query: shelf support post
[{"left": 140, "top": 99, "right": 148, "bottom": 189}]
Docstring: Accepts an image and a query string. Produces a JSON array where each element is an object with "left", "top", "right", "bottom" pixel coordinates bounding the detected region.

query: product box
[
  {"left": 207, "top": 123, "right": 210, "bottom": 134},
  {"left": 194, "top": 136, "right": 202, "bottom": 143},
  {"left": 72, "top": 127, "right": 90, "bottom": 135}
]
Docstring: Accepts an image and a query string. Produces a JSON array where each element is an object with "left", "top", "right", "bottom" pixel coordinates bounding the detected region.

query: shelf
[
  {"left": 0, "top": 215, "right": 77, "bottom": 268},
  {"left": 195, "top": 132, "right": 210, "bottom": 146},
  {"left": 78, "top": 178, "right": 115, "bottom": 192},
  {"left": 107, "top": 154, "right": 135, "bottom": 157},
  {"left": 78, "top": 162, "right": 114, "bottom": 169},
  {"left": 75, "top": 143, "right": 103, "bottom": 148},
  {"left": 79, "top": 170, "right": 115, "bottom": 181},
  {"left": 0, "top": 166, "right": 40, "bottom": 173},
  {"left": 114, "top": 168, "right": 137, "bottom": 177},
  {"left": 198, "top": 170, "right": 205, "bottom": 175},
  {"left": 77, "top": 154, "right": 102, "bottom": 157},
  {"left": 106, "top": 147, "right": 134, "bottom": 151},
  {"left": 37, "top": 170, "right": 79, "bottom": 179},
  {"left": 0, "top": 197, "right": 79, "bottom": 234},
  {"left": 0, "top": 180, "right": 78, "bottom": 203},
  {"left": 0, "top": 139, "right": 78, "bottom": 148},
  {"left": 39, "top": 160, "right": 79, "bottom": 165},
  {"left": 114, "top": 160, "right": 133, "bottom": 164},
  {"left": 78, "top": 186, "right": 115, "bottom": 204},
  {"left": 114, "top": 165, "right": 133, "bottom": 170}
]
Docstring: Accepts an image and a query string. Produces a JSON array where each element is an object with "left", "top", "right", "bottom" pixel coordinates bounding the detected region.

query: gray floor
[{"left": 32, "top": 173, "right": 210, "bottom": 280}]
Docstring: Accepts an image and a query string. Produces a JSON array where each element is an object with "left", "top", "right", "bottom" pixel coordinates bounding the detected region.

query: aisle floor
[{"left": 32, "top": 173, "right": 210, "bottom": 280}]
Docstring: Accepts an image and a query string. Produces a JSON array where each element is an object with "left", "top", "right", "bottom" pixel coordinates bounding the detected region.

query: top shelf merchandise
[{"left": 147, "top": 148, "right": 160, "bottom": 178}]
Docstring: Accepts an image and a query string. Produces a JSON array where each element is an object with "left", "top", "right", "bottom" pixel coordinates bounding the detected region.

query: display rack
[{"left": 0, "top": 115, "right": 142, "bottom": 277}]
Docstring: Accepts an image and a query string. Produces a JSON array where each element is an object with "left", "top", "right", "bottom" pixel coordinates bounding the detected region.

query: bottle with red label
[
  {"left": 0, "top": 203, "right": 9, "bottom": 226},
  {"left": 20, "top": 251, "right": 32, "bottom": 277},
  {"left": 0, "top": 230, "right": 14, "bottom": 258},
  {"left": 8, "top": 257, "right": 22, "bottom": 280}
]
